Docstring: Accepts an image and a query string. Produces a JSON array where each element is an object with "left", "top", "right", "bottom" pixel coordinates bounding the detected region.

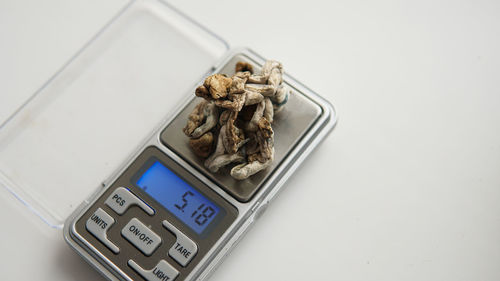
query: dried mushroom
[
  {"left": 183, "top": 60, "right": 291, "bottom": 180},
  {"left": 235, "top": 61, "right": 254, "bottom": 73},
  {"left": 188, "top": 132, "right": 214, "bottom": 158}
]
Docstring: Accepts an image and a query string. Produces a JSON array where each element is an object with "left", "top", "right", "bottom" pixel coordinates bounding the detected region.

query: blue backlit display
[{"left": 135, "top": 160, "right": 220, "bottom": 234}]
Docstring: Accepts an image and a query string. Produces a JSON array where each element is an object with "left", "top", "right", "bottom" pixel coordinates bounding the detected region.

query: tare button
[
  {"left": 105, "top": 187, "right": 154, "bottom": 216},
  {"left": 162, "top": 220, "right": 198, "bottom": 267},
  {"left": 122, "top": 218, "right": 161, "bottom": 256},
  {"left": 86, "top": 208, "right": 119, "bottom": 254},
  {"left": 128, "top": 259, "right": 179, "bottom": 281}
]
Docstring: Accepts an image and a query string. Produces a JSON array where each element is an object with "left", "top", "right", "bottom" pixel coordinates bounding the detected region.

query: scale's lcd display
[{"left": 135, "top": 160, "right": 221, "bottom": 234}]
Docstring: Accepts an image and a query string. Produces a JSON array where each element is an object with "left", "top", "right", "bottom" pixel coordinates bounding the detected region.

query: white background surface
[{"left": 1, "top": 0, "right": 500, "bottom": 280}]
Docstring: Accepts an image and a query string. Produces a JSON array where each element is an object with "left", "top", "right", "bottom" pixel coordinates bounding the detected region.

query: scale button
[
  {"left": 162, "top": 220, "right": 198, "bottom": 267},
  {"left": 122, "top": 218, "right": 161, "bottom": 256},
  {"left": 86, "top": 208, "right": 119, "bottom": 254},
  {"left": 128, "top": 259, "right": 179, "bottom": 281},
  {"left": 105, "top": 187, "right": 154, "bottom": 216}
]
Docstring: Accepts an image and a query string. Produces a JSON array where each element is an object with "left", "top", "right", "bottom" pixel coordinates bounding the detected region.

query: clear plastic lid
[{"left": 0, "top": 0, "right": 228, "bottom": 228}]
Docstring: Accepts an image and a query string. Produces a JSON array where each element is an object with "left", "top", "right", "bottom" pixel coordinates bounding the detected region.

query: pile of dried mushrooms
[{"left": 183, "top": 60, "right": 290, "bottom": 180}]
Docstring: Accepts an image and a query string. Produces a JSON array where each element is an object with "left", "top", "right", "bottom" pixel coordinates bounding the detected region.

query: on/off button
[{"left": 121, "top": 218, "right": 161, "bottom": 256}]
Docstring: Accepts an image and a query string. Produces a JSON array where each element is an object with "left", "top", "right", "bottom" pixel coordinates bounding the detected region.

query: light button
[
  {"left": 128, "top": 259, "right": 179, "bottom": 281},
  {"left": 105, "top": 187, "right": 154, "bottom": 216},
  {"left": 162, "top": 220, "right": 198, "bottom": 267},
  {"left": 86, "top": 208, "right": 119, "bottom": 254},
  {"left": 122, "top": 218, "right": 161, "bottom": 256}
]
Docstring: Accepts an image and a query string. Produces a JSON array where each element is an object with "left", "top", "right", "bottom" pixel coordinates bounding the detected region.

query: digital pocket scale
[{"left": 64, "top": 49, "right": 336, "bottom": 281}]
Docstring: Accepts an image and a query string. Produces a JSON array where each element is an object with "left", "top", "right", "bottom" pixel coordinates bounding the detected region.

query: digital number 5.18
[{"left": 174, "top": 191, "right": 216, "bottom": 226}]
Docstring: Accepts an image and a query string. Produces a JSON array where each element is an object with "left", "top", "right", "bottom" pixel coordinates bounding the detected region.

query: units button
[
  {"left": 86, "top": 208, "right": 119, "bottom": 254},
  {"left": 128, "top": 259, "right": 179, "bottom": 281},
  {"left": 162, "top": 220, "right": 198, "bottom": 267},
  {"left": 105, "top": 187, "right": 154, "bottom": 216},
  {"left": 121, "top": 218, "right": 161, "bottom": 256}
]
